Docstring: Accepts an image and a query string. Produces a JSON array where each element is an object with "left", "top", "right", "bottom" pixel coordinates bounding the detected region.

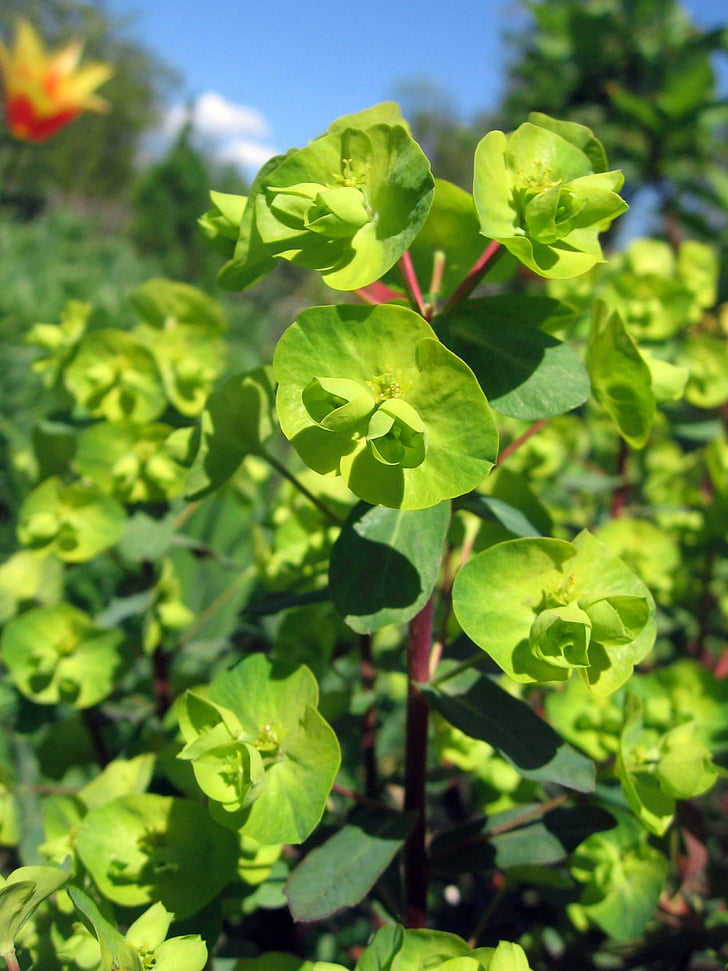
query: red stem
[
  {"left": 441, "top": 240, "right": 503, "bottom": 315},
  {"left": 360, "top": 634, "right": 379, "bottom": 798},
  {"left": 497, "top": 419, "right": 549, "bottom": 465},
  {"left": 403, "top": 594, "right": 435, "bottom": 927},
  {"left": 398, "top": 251, "right": 427, "bottom": 318}
]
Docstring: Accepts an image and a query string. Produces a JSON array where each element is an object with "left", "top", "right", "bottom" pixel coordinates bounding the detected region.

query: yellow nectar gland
[
  {"left": 333, "top": 157, "right": 368, "bottom": 189},
  {"left": 366, "top": 369, "right": 408, "bottom": 401}
]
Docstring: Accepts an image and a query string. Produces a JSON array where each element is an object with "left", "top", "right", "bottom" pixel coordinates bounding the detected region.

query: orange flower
[{"left": 0, "top": 19, "right": 113, "bottom": 142}]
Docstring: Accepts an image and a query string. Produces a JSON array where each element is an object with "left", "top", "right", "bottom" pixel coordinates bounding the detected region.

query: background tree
[{"left": 494, "top": 0, "right": 728, "bottom": 262}]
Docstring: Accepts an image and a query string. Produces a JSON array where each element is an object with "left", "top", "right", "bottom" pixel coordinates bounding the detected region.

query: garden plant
[{"left": 0, "top": 13, "right": 727, "bottom": 971}]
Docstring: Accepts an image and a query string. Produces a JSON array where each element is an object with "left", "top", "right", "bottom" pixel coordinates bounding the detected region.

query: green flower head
[
  {"left": 452, "top": 531, "right": 655, "bottom": 695},
  {"left": 474, "top": 114, "right": 627, "bottom": 278},
  {"left": 274, "top": 304, "right": 498, "bottom": 510},
  {"left": 215, "top": 104, "right": 435, "bottom": 291}
]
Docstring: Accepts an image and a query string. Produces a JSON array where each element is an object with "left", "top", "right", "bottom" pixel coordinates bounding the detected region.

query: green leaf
[
  {"left": 0, "top": 865, "right": 69, "bottom": 956},
  {"left": 570, "top": 812, "right": 667, "bottom": 941},
  {"left": 274, "top": 304, "right": 498, "bottom": 509},
  {"left": 188, "top": 654, "right": 341, "bottom": 845},
  {"left": 586, "top": 302, "right": 655, "bottom": 449},
  {"left": 431, "top": 804, "right": 614, "bottom": 876},
  {"left": 1, "top": 604, "right": 126, "bottom": 708},
  {"left": 128, "top": 278, "right": 227, "bottom": 333},
  {"left": 64, "top": 329, "right": 166, "bottom": 422},
  {"left": 284, "top": 808, "right": 415, "bottom": 920},
  {"left": 446, "top": 298, "right": 590, "bottom": 419},
  {"left": 17, "top": 476, "right": 125, "bottom": 563},
  {"left": 75, "top": 794, "right": 239, "bottom": 917},
  {"left": 452, "top": 532, "right": 655, "bottom": 695},
  {"left": 329, "top": 501, "right": 450, "bottom": 633},
  {"left": 75, "top": 421, "right": 188, "bottom": 503},
  {"left": 473, "top": 119, "right": 626, "bottom": 279},
  {"left": 424, "top": 670, "right": 595, "bottom": 791},
  {"left": 185, "top": 367, "right": 276, "bottom": 499},
  {"left": 68, "top": 886, "right": 142, "bottom": 971}
]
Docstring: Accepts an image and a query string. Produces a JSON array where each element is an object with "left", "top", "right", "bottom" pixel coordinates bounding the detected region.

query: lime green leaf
[
  {"left": 0, "top": 550, "right": 63, "bottom": 624},
  {"left": 64, "top": 329, "right": 166, "bottom": 422},
  {"left": 452, "top": 531, "right": 655, "bottom": 694},
  {"left": 181, "top": 654, "right": 341, "bottom": 845},
  {"left": 473, "top": 119, "right": 626, "bottom": 279},
  {"left": 75, "top": 421, "right": 188, "bottom": 503},
  {"left": 198, "top": 190, "right": 248, "bottom": 257},
  {"left": 274, "top": 304, "right": 497, "bottom": 509},
  {"left": 570, "top": 812, "right": 667, "bottom": 941},
  {"left": 586, "top": 302, "right": 655, "bottom": 448},
  {"left": 220, "top": 111, "right": 433, "bottom": 291},
  {"left": 129, "top": 278, "right": 227, "bottom": 333},
  {"left": 1, "top": 603, "right": 126, "bottom": 708},
  {"left": 68, "top": 886, "right": 141, "bottom": 971},
  {"left": 0, "top": 865, "right": 69, "bottom": 957},
  {"left": 329, "top": 500, "right": 450, "bottom": 633},
  {"left": 75, "top": 794, "right": 238, "bottom": 917},
  {"left": 284, "top": 808, "right": 415, "bottom": 920},
  {"left": 17, "top": 476, "right": 125, "bottom": 562}
]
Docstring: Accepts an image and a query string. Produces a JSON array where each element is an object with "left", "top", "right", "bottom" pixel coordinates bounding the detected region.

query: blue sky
[{"left": 103, "top": 0, "right": 728, "bottom": 177}]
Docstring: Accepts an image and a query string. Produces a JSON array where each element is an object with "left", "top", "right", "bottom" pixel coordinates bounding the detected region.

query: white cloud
[
  {"left": 218, "top": 138, "right": 277, "bottom": 173},
  {"left": 192, "top": 91, "right": 270, "bottom": 140},
  {"left": 158, "top": 91, "right": 277, "bottom": 177}
]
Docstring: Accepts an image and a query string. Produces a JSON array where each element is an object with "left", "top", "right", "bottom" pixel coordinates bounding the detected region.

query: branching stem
[
  {"left": 398, "top": 250, "right": 427, "bottom": 318},
  {"left": 441, "top": 241, "right": 503, "bottom": 315},
  {"left": 259, "top": 448, "right": 344, "bottom": 525}
]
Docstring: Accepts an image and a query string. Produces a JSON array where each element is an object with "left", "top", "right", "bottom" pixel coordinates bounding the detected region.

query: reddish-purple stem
[
  {"left": 403, "top": 594, "right": 434, "bottom": 928},
  {"left": 497, "top": 419, "right": 549, "bottom": 465},
  {"left": 360, "top": 634, "right": 379, "bottom": 798},
  {"left": 610, "top": 438, "right": 630, "bottom": 518},
  {"left": 441, "top": 241, "right": 503, "bottom": 315},
  {"left": 398, "top": 251, "right": 427, "bottom": 318}
]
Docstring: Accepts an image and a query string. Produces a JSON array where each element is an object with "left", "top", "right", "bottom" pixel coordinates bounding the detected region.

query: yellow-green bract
[{"left": 273, "top": 303, "right": 498, "bottom": 510}]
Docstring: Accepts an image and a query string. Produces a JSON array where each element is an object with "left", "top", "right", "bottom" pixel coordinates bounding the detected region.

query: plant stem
[
  {"left": 441, "top": 241, "right": 503, "bottom": 316},
  {"left": 1, "top": 948, "right": 21, "bottom": 971},
  {"left": 403, "top": 594, "right": 435, "bottom": 928},
  {"left": 398, "top": 251, "right": 427, "bottom": 318},
  {"left": 259, "top": 448, "right": 344, "bottom": 525},
  {"left": 610, "top": 438, "right": 630, "bottom": 518},
  {"left": 497, "top": 418, "right": 549, "bottom": 465},
  {"left": 152, "top": 645, "right": 171, "bottom": 718},
  {"left": 360, "top": 634, "right": 380, "bottom": 798}
]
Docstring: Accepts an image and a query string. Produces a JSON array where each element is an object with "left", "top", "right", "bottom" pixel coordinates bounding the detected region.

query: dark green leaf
[
  {"left": 185, "top": 367, "right": 276, "bottom": 500},
  {"left": 431, "top": 804, "right": 615, "bottom": 876},
  {"left": 447, "top": 299, "right": 590, "bottom": 419},
  {"left": 330, "top": 501, "right": 450, "bottom": 633},
  {"left": 284, "top": 809, "right": 415, "bottom": 921},
  {"left": 424, "top": 671, "right": 595, "bottom": 791}
]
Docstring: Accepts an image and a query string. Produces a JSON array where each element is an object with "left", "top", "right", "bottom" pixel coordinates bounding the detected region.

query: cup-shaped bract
[
  {"left": 218, "top": 107, "right": 434, "bottom": 291},
  {"left": 452, "top": 530, "right": 655, "bottom": 696},
  {"left": 177, "top": 654, "right": 341, "bottom": 845},
  {"left": 17, "top": 477, "right": 125, "bottom": 562},
  {"left": 274, "top": 304, "right": 498, "bottom": 509},
  {"left": 0, "top": 604, "right": 125, "bottom": 708},
  {"left": 473, "top": 114, "right": 627, "bottom": 278}
]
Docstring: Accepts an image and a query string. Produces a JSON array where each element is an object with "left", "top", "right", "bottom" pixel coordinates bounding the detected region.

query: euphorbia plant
[{"left": 1, "top": 98, "right": 726, "bottom": 971}]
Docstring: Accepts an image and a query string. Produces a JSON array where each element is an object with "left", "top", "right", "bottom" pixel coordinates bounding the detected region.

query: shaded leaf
[
  {"left": 329, "top": 501, "right": 450, "bottom": 633},
  {"left": 285, "top": 809, "right": 415, "bottom": 921}
]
